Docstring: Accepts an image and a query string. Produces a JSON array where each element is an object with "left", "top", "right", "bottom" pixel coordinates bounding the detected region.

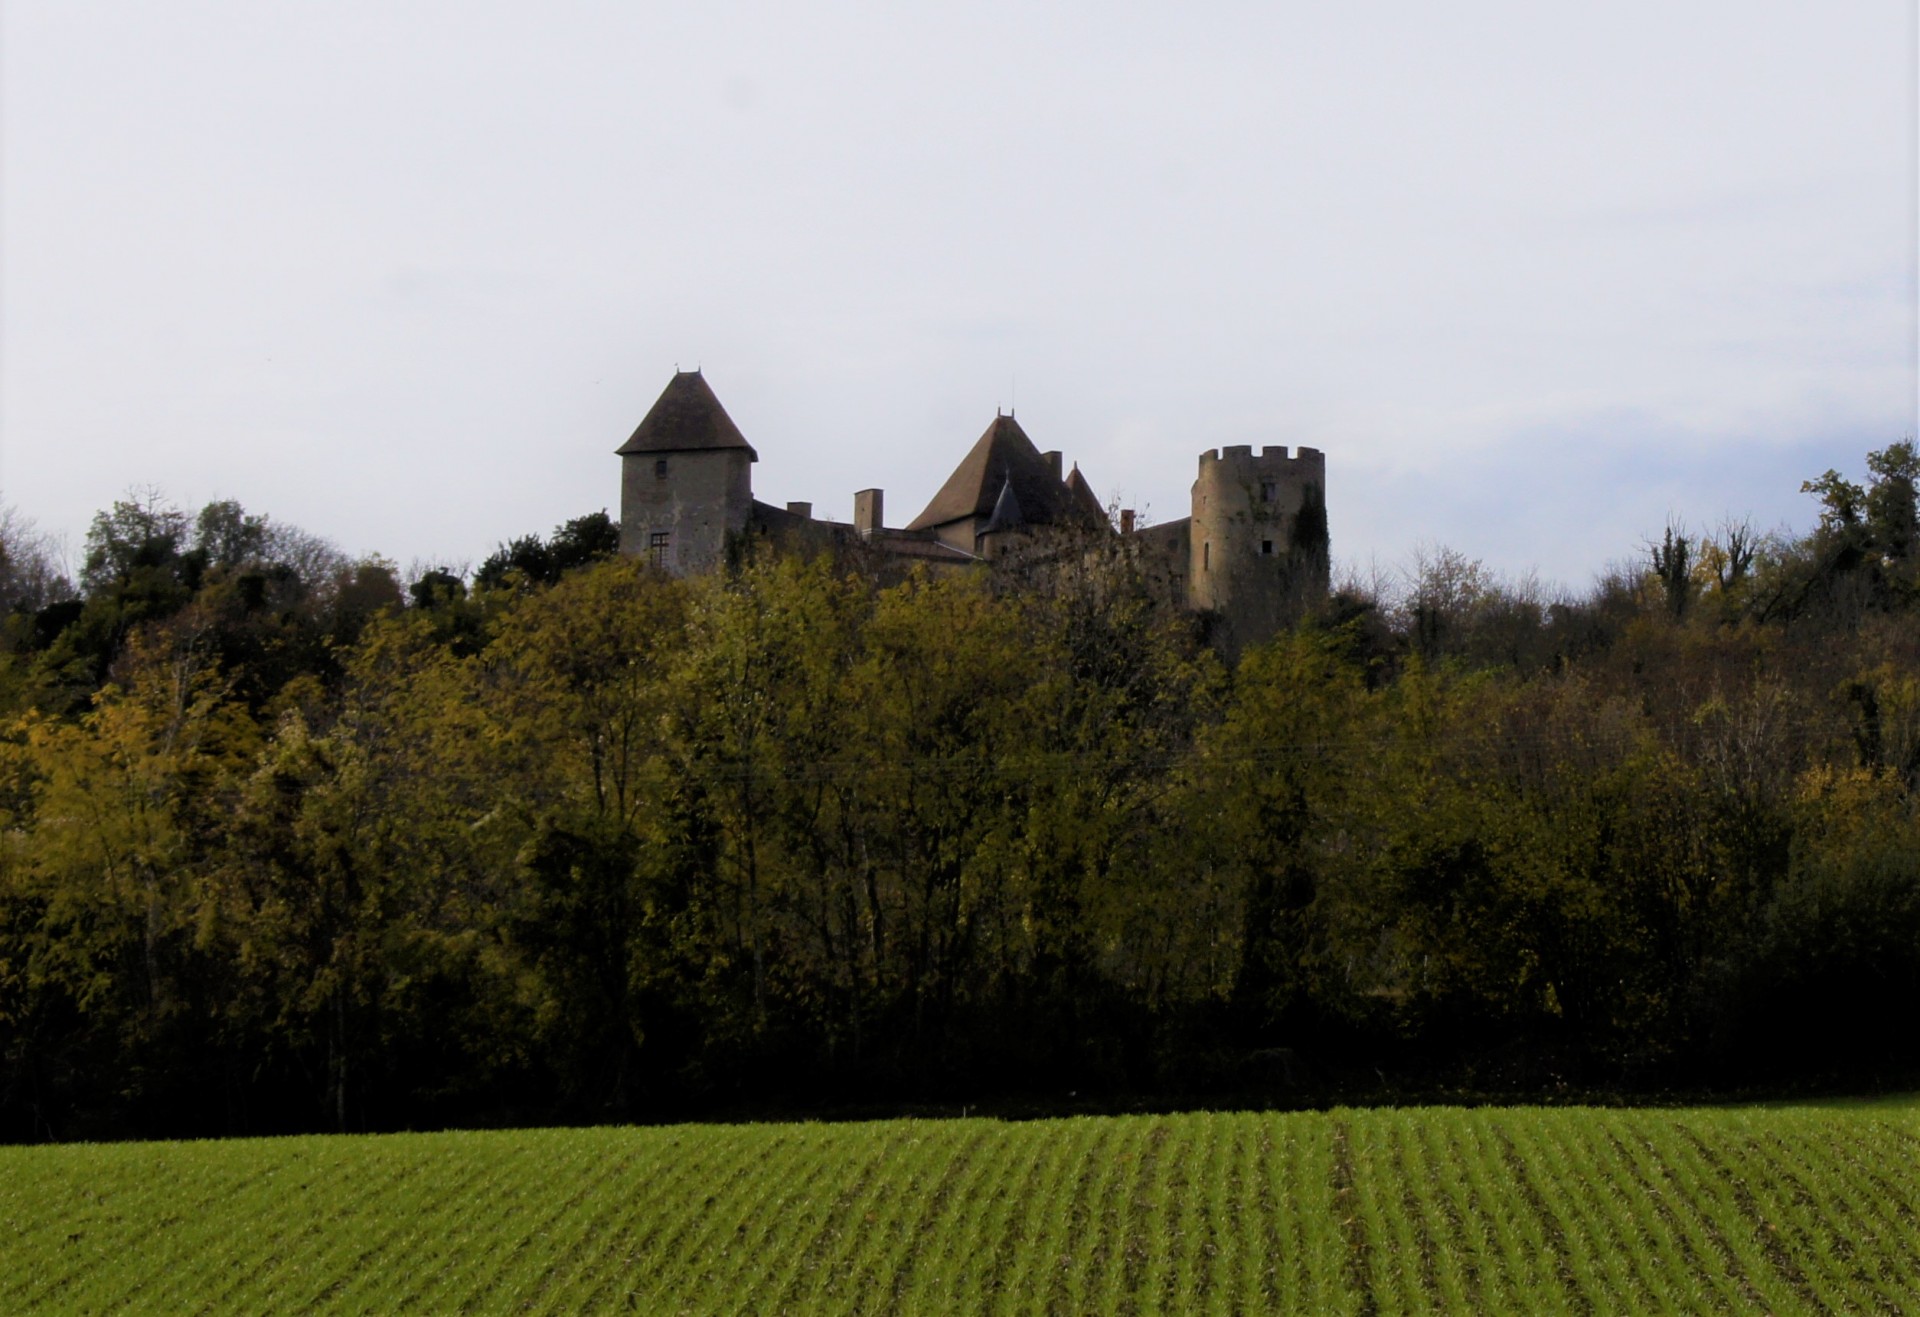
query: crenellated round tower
[{"left": 1189, "top": 444, "right": 1329, "bottom": 650}]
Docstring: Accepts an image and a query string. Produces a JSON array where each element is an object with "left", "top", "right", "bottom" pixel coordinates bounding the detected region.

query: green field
[{"left": 4, "top": 1100, "right": 1918, "bottom": 1314}]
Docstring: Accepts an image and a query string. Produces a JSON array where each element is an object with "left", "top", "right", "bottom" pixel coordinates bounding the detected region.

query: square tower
[{"left": 616, "top": 370, "right": 757, "bottom": 575}]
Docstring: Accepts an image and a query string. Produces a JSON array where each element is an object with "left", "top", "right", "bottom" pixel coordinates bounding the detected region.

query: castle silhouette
[{"left": 616, "top": 369, "right": 1328, "bottom": 651}]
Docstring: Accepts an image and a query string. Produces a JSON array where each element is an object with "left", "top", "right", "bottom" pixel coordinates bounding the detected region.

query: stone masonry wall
[{"left": 619, "top": 448, "right": 753, "bottom": 575}]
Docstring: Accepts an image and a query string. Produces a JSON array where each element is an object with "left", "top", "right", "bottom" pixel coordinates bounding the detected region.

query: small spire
[{"left": 985, "top": 476, "right": 1025, "bottom": 532}]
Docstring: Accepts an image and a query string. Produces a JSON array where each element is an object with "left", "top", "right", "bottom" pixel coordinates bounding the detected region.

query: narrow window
[
  {"left": 1262, "top": 540, "right": 1274, "bottom": 556},
  {"left": 654, "top": 458, "right": 669, "bottom": 479},
  {"left": 1260, "top": 480, "right": 1277, "bottom": 503},
  {"left": 648, "top": 531, "right": 670, "bottom": 568},
  {"left": 1203, "top": 542, "right": 1210, "bottom": 571}
]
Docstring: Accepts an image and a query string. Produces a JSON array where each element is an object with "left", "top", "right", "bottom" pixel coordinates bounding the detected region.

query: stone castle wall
[
  {"left": 613, "top": 375, "right": 1330, "bottom": 654},
  {"left": 619, "top": 448, "right": 753, "bottom": 575}
]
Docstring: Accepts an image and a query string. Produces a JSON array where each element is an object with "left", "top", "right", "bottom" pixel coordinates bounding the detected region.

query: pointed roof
[
  {"left": 1066, "top": 464, "right": 1106, "bottom": 525},
  {"left": 906, "top": 413, "right": 1085, "bottom": 532},
  {"left": 615, "top": 370, "right": 758, "bottom": 459},
  {"left": 982, "top": 477, "right": 1025, "bottom": 534}
]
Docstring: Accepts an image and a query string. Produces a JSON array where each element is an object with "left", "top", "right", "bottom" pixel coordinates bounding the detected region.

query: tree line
[{"left": 1, "top": 446, "right": 1918, "bottom": 1140}]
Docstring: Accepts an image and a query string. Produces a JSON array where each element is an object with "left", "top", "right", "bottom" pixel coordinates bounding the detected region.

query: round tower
[{"left": 1189, "top": 444, "right": 1328, "bottom": 650}]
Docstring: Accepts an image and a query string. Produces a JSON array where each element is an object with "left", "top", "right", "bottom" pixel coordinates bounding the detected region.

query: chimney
[
  {"left": 854, "top": 488, "right": 884, "bottom": 537},
  {"left": 1120, "top": 508, "right": 1136, "bottom": 536},
  {"left": 1042, "top": 450, "right": 1063, "bottom": 481},
  {"left": 785, "top": 500, "right": 812, "bottom": 520}
]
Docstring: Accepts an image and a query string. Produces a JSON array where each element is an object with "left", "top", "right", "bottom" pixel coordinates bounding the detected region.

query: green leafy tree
[
  {"left": 547, "top": 511, "right": 620, "bottom": 574},
  {"left": 1199, "top": 629, "right": 1370, "bottom": 1036},
  {"left": 4, "top": 630, "right": 258, "bottom": 1131},
  {"left": 1649, "top": 522, "right": 1692, "bottom": 619},
  {"left": 1865, "top": 440, "right": 1918, "bottom": 567},
  {"left": 475, "top": 511, "right": 620, "bottom": 590},
  {"left": 474, "top": 559, "right": 696, "bottom": 1110}
]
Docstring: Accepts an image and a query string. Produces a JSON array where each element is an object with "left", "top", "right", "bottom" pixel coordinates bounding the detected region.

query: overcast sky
[{"left": 3, "top": 3, "right": 1916, "bottom": 590}]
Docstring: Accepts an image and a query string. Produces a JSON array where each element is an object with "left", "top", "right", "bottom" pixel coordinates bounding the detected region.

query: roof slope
[
  {"left": 867, "top": 533, "right": 978, "bottom": 563},
  {"left": 616, "top": 370, "right": 758, "bottom": 458},
  {"left": 1066, "top": 464, "right": 1107, "bottom": 525},
  {"left": 907, "top": 414, "right": 1094, "bottom": 532}
]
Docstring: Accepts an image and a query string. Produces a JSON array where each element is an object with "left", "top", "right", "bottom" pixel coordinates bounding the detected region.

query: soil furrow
[{"left": 1328, "top": 1117, "right": 1377, "bottom": 1317}]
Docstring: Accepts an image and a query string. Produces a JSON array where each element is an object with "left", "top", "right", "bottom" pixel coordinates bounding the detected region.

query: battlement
[{"left": 1197, "top": 444, "right": 1325, "bottom": 474}]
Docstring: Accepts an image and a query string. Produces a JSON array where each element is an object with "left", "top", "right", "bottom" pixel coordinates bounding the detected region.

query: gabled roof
[
  {"left": 616, "top": 370, "right": 758, "bottom": 459},
  {"left": 906, "top": 413, "right": 1090, "bottom": 532}
]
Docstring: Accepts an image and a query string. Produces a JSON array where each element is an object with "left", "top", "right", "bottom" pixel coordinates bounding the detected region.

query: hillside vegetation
[
  {"left": 1, "top": 447, "right": 1919, "bottom": 1137},
  {"left": 4, "top": 1100, "right": 1918, "bottom": 1313}
]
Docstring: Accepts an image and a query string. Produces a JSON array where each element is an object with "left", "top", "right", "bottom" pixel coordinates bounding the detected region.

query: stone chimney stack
[
  {"left": 854, "top": 488, "right": 884, "bottom": 537},
  {"left": 1042, "top": 450, "right": 1063, "bottom": 481},
  {"left": 786, "top": 500, "right": 812, "bottom": 520},
  {"left": 1120, "top": 508, "right": 1135, "bottom": 536}
]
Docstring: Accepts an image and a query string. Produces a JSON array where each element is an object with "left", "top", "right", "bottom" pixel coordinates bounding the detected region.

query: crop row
[{"left": 3, "top": 1100, "right": 1917, "bottom": 1312}]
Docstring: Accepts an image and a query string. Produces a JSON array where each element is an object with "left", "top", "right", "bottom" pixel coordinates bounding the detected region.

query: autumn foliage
[{"left": 2, "top": 449, "right": 1919, "bottom": 1138}]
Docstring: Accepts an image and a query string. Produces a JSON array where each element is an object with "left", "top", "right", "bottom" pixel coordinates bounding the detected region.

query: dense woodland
[{"left": 1, "top": 445, "right": 1918, "bottom": 1140}]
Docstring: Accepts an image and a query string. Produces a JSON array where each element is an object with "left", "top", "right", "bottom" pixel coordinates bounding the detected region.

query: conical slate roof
[
  {"left": 615, "top": 370, "right": 758, "bottom": 459},
  {"left": 907, "top": 413, "right": 1087, "bottom": 532}
]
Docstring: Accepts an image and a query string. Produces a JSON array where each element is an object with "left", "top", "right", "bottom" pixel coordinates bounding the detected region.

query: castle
[{"left": 616, "top": 369, "right": 1329, "bottom": 651}]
